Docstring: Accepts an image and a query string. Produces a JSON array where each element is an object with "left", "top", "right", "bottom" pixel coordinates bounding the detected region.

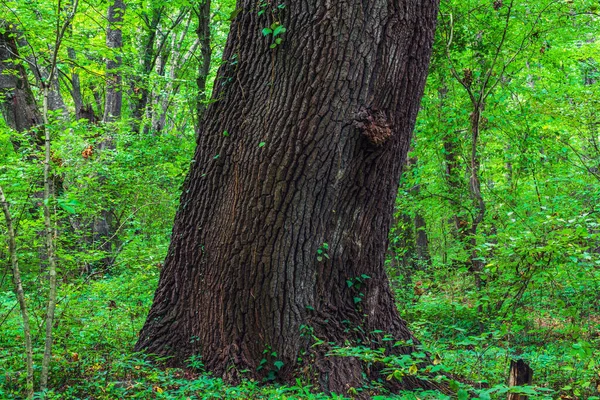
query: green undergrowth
[
  {"left": 0, "top": 269, "right": 336, "bottom": 399},
  {"left": 395, "top": 270, "right": 600, "bottom": 400},
  {"left": 2, "top": 266, "right": 598, "bottom": 399}
]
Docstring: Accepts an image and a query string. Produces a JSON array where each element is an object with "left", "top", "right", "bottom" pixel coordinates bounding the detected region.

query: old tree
[{"left": 136, "top": 0, "right": 440, "bottom": 394}]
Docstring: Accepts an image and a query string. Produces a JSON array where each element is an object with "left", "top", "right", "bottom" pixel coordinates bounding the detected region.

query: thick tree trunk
[
  {"left": 103, "top": 0, "right": 125, "bottom": 123},
  {"left": 0, "top": 26, "right": 43, "bottom": 142},
  {"left": 137, "top": 0, "right": 440, "bottom": 395}
]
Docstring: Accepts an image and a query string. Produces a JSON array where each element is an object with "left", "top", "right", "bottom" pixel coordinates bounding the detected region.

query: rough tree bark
[
  {"left": 103, "top": 0, "right": 125, "bottom": 123},
  {"left": 0, "top": 25, "right": 43, "bottom": 143},
  {"left": 136, "top": 0, "right": 440, "bottom": 395}
]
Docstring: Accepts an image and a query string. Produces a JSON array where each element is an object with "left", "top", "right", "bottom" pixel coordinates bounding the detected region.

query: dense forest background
[{"left": 0, "top": 0, "right": 599, "bottom": 398}]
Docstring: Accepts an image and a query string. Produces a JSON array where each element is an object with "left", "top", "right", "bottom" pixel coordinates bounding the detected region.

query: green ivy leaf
[{"left": 273, "top": 25, "right": 286, "bottom": 37}]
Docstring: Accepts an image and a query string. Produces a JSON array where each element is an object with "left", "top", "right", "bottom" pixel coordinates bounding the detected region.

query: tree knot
[{"left": 353, "top": 107, "right": 392, "bottom": 147}]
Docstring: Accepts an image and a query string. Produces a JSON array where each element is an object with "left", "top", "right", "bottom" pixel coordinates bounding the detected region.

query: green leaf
[
  {"left": 449, "top": 380, "right": 460, "bottom": 392},
  {"left": 262, "top": 28, "right": 272, "bottom": 36},
  {"left": 258, "top": 142, "right": 266, "bottom": 148},
  {"left": 273, "top": 25, "right": 286, "bottom": 37},
  {"left": 274, "top": 360, "right": 284, "bottom": 370},
  {"left": 57, "top": 199, "right": 77, "bottom": 214},
  {"left": 457, "top": 389, "right": 469, "bottom": 400}
]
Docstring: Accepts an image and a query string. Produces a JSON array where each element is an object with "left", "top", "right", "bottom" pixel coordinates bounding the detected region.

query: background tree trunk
[
  {"left": 0, "top": 25, "right": 43, "bottom": 142},
  {"left": 136, "top": 0, "right": 441, "bottom": 394},
  {"left": 67, "top": 47, "right": 85, "bottom": 119},
  {"left": 129, "top": 6, "right": 163, "bottom": 133},
  {"left": 195, "top": 0, "right": 211, "bottom": 129},
  {"left": 0, "top": 185, "right": 34, "bottom": 398},
  {"left": 23, "top": 54, "right": 68, "bottom": 118},
  {"left": 508, "top": 359, "right": 533, "bottom": 400},
  {"left": 103, "top": 0, "right": 125, "bottom": 123}
]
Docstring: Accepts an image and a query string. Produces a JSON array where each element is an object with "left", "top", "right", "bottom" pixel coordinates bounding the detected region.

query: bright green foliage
[{"left": 393, "top": 0, "right": 600, "bottom": 399}]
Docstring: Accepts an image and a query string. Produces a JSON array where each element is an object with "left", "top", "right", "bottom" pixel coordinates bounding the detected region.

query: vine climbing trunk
[{"left": 136, "top": 0, "right": 441, "bottom": 395}]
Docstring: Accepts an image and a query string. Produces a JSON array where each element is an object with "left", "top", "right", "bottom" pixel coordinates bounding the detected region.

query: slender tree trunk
[
  {"left": 103, "top": 0, "right": 125, "bottom": 123},
  {"left": 136, "top": 0, "right": 442, "bottom": 395},
  {"left": 394, "top": 155, "right": 430, "bottom": 278},
  {"left": 66, "top": 14, "right": 85, "bottom": 120},
  {"left": 39, "top": 83, "right": 59, "bottom": 391},
  {"left": 39, "top": 2, "right": 78, "bottom": 388},
  {"left": 130, "top": 7, "right": 163, "bottom": 132},
  {"left": 468, "top": 104, "right": 486, "bottom": 278},
  {"left": 0, "top": 185, "right": 34, "bottom": 398},
  {"left": 91, "top": 0, "right": 125, "bottom": 270},
  {"left": 408, "top": 154, "right": 431, "bottom": 267},
  {"left": 468, "top": 103, "right": 486, "bottom": 333},
  {"left": 397, "top": 212, "right": 417, "bottom": 277},
  {"left": 68, "top": 47, "right": 84, "bottom": 118},
  {"left": 154, "top": 16, "right": 198, "bottom": 132},
  {"left": 414, "top": 207, "right": 431, "bottom": 265},
  {"left": 195, "top": 0, "right": 211, "bottom": 129}
]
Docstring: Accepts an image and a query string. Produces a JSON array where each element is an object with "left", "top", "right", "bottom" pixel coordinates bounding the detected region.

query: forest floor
[{"left": 1, "top": 265, "right": 598, "bottom": 399}]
